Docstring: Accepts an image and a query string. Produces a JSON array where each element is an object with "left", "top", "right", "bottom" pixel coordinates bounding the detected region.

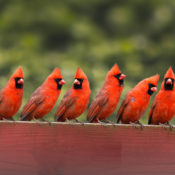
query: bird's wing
[
  {"left": 87, "top": 91, "right": 109, "bottom": 122},
  {"left": 20, "top": 88, "right": 45, "bottom": 120},
  {"left": 148, "top": 101, "right": 157, "bottom": 125},
  {"left": 55, "top": 89, "right": 77, "bottom": 121},
  {"left": 0, "top": 92, "right": 4, "bottom": 104},
  {"left": 116, "top": 94, "right": 130, "bottom": 123}
]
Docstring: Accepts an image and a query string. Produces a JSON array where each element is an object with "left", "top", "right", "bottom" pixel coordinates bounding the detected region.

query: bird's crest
[
  {"left": 107, "top": 64, "right": 121, "bottom": 77},
  {"left": 146, "top": 74, "right": 159, "bottom": 86},
  {"left": 11, "top": 66, "right": 24, "bottom": 79},
  {"left": 74, "top": 68, "right": 87, "bottom": 79},
  {"left": 164, "top": 67, "right": 174, "bottom": 79},
  {"left": 49, "top": 68, "right": 63, "bottom": 79}
]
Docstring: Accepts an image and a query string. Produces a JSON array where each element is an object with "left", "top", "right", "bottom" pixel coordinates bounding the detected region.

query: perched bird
[
  {"left": 117, "top": 74, "right": 159, "bottom": 126},
  {"left": 20, "top": 68, "right": 65, "bottom": 121},
  {"left": 55, "top": 68, "right": 91, "bottom": 122},
  {"left": 148, "top": 67, "right": 175, "bottom": 127},
  {"left": 87, "top": 64, "right": 126, "bottom": 123},
  {"left": 0, "top": 66, "right": 24, "bottom": 120}
]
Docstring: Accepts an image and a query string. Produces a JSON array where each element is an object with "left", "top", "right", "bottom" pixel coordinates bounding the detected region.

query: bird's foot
[
  {"left": 159, "top": 122, "right": 174, "bottom": 131},
  {"left": 165, "top": 122, "right": 174, "bottom": 131},
  {"left": 97, "top": 119, "right": 106, "bottom": 126},
  {"left": 104, "top": 120, "right": 116, "bottom": 127},
  {"left": 75, "top": 119, "right": 84, "bottom": 126},
  {"left": 130, "top": 121, "right": 144, "bottom": 129},
  {"left": 136, "top": 121, "right": 144, "bottom": 129},
  {"left": 9, "top": 117, "right": 16, "bottom": 124},
  {"left": 159, "top": 122, "right": 167, "bottom": 129},
  {"left": 2, "top": 117, "right": 9, "bottom": 121},
  {"left": 167, "top": 123, "right": 174, "bottom": 131},
  {"left": 66, "top": 119, "right": 74, "bottom": 124},
  {"left": 33, "top": 117, "right": 41, "bottom": 125},
  {"left": 2, "top": 117, "right": 16, "bottom": 124},
  {"left": 41, "top": 118, "right": 52, "bottom": 126}
]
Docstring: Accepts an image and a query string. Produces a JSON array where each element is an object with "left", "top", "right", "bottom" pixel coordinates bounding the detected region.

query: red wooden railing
[{"left": 0, "top": 121, "right": 174, "bottom": 175}]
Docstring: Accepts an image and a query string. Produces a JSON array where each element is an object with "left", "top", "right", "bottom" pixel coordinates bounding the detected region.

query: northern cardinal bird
[
  {"left": 148, "top": 67, "right": 175, "bottom": 126},
  {"left": 55, "top": 68, "right": 91, "bottom": 122},
  {"left": 20, "top": 68, "right": 65, "bottom": 121},
  {"left": 87, "top": 64, "right": 126, "bottom": 123},
  {"left": 0, "top": 66, "right": 24, "bottom": 120},
  {"left": 117, "top": 74, "right": 159, "bottom": 125}
]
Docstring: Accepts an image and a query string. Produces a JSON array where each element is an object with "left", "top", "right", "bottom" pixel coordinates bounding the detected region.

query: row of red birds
[{"left": 0, "top": 64, "right": 174, "bottom": 127}]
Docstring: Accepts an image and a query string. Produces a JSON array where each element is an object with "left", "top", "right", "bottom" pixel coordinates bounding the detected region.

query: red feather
[
  {"left": 117, "top": 74, "right": 159, "bottom": 124},
  {"left": 87, "top": 64, "right": 126, "bottom": 123},
  {"left": 148, "top": 67, "right": 175, "bottom": 125},
  {"left": 20, "top": 68, "right": 65, "bottom": 121},
  {"left": 55, "top": 68, "right": 91, "bottom": 122},
  {"left": 0, "top": 66, "right": 24, "bottom": 120}
]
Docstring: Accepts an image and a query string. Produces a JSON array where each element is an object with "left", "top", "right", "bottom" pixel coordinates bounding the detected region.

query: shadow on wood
[{"left": 0, "top": 121, "right": 174, "bottom": 175}]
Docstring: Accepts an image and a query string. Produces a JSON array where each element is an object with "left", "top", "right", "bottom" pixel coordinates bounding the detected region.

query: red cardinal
[
  {"left": 87, "top": 64, "right": 126, "bottom": 123},
  {"left": 0, "top": 66, "right": 24, "bottom": 120},
  {"left": 148, "top": 67, "right": 175, "bottom": 126},
  {"left": 117, "top": 74, "right": 159, "bottom": 125},
  {"left": 55, "top": 68, "right": 91, "bottom": 122},
  {"left": 20, "top": 68, "right": 65, "bottom": 121}
]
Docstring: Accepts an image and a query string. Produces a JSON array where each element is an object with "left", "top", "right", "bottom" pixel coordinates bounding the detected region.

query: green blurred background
[{"left": 0, "top": 0, "right": 174, "bottom": 124}]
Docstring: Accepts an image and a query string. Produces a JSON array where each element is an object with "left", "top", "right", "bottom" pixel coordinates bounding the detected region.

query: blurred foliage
[{"left": 0, "top": 0, "right": 174, "bottom": 123}]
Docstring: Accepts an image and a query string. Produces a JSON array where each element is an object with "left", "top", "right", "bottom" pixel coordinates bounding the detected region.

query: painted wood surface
[{"left": 0, "top": 121, "right": 175, "bottom": 175}]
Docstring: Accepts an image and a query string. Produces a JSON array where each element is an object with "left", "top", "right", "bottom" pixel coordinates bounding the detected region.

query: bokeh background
[{"left": 0, "top": 0, "right": 174, "bottom": 124}]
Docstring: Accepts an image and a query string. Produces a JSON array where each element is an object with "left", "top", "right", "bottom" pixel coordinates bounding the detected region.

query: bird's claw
[
  {"left": 130, "top": 121, "right": 144, "bottom": 129},
  {"left": 104, "top": 120, "right": 116, "bottom": 127},
  {"left": 66, "top": 119, "right": 74, "bottom": 124},
  {"left": 41, "top": 118, "right": 52, "bottom": 126},
  {"left": 75, "top": 119, "right": 85, "bottom": 126},
  {"left": 97, "top": 119, "right": 107, "bottom": 127},
  {"left": 33, "top": 117, "right": 41, "bottom": 125},
  {"left": 159, "top": 122, "right": 174, "bottom": 130}
]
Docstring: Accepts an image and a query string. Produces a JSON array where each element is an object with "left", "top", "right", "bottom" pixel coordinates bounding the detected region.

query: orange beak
[
  {"left": 119, "top": 74, "right": 126, "bottom": 80},
  {"left": 59, "top": 79, "right": 66, "bottom": 85},
  {"left": 166, "top": 78, "right": 173, "bottom": 85},
  {"left": 74, "top": 79, "right": 80, "bottom": 85},
  {"left": 18, "top": 78, "right": 24, "bottom": 84},
  {"left": 151, "top": 87, "right": 157, "bottom": 92}
]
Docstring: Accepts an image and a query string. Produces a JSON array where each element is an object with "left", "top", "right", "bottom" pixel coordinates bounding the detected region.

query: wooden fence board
[{"left": 0, "top": 121, "right": 174, "bottom": 175}]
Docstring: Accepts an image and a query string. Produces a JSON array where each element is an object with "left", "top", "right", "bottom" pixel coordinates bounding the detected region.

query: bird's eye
[{"left": 114, "top": 74, "right": 121, "bottom": 79}]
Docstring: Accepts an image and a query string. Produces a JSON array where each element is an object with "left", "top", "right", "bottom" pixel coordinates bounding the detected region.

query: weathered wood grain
[{"left": 0, "top": 121, "right": 174, "bottom": 175}]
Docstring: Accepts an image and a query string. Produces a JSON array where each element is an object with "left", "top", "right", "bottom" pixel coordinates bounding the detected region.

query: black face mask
[
  {"left": 164, "top": 78, "right": 174, "bottom": 91},
  {"left": 14, "top": 77, "right": 23, "bottom": 89},
  {"left": 54, "top": 78, "right": 63, "bottom": 90},
  {"left": 114, "top": 73, "right": 124, "bottom": 86},
  {"left": 147, "top": 83, "right": 156, "bottom": 96},
  {"left": 73, "top": 79, "right": 84, "bottom": 89}
]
